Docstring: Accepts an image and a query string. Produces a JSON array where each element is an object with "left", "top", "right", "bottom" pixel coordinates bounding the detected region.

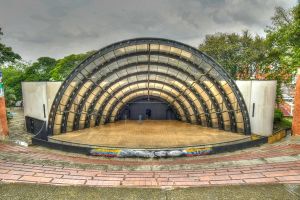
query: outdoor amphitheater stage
[{"left": 49, "top": 120, "right": 250, "bottom": 149}]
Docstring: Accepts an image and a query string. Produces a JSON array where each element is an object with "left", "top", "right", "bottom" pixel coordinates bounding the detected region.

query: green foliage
[
  {"left": 2, "top": 58, "right": 59, "bottom": 105},
  {"left": 0, "top": 27, "right": 23, "bottom": 106},
  {"left": 274, "top": 109, "right": 284, "bottom": 123},
  {"left": 24, "top": 57, "right": 57, "bottom": 81},
  {"left": 199, "top": 3, "right": 300, "bottom": 104},
  {"left": 0, "top": 28, "right": 21, "bottom": 65},
  {"left": 266, "top": 4, "right": 300, "bottom": 74},
  {"left": 4, "top": 87, "right": 17, "bottom": 107},
  {"left": 1, "top": 65, "right": 25, "bottom": 104},
  {"left": 265, "top": 4, "right": 300, "bottom": 82},
  {"left": 50, "top": 51, "right": 95, "bottom": 81},
  {"left": 273, "top": 109, "right": 292, "bottom": 130},
  {"left": 199, "top": 31, "right": 267, "bottom": 79},
  {"left": 281, "top": 118, "right": 292, "bottom": 128},
  {"left": 274, "top": 117, "right": 292, "bottom": 130},
  {"left": 1, "top": 51, "right": 94, "bottom": 106},
  {"left": 265, "top": 4, "right": 300, "bottom": 103}
]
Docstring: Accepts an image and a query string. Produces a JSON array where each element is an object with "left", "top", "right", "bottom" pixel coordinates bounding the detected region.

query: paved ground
[
  {"left": 6, "top": 108, "right": 31, "bottom": 144},
  {"left": 0, "top": 136, "right": 300, "bottom": 188},
  {"left": 2, "top": 108, "right": 300, "bottom": 197}
]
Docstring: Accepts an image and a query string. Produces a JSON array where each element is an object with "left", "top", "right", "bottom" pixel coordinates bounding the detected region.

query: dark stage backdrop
[{"left": 117, "top": 97, "right": 177, "bottom": 120}]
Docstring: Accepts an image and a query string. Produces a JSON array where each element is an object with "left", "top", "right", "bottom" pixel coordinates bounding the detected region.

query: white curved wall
[
  {"left": 22, "top": 82, "right": 62, "bottom": 124},
  {"left": 236, "top": 80, "right": 277, "bottom": 136}
]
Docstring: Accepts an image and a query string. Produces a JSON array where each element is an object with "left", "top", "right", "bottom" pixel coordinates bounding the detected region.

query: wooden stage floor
[{"left": 50, "top": 120, "right": 249, "bottom": 148}]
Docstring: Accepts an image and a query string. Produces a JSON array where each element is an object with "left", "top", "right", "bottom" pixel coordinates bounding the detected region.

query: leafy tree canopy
[
  {"left": 265, "top": 4, "right": 300, "bottom": 81},
  {"left": 198, "top": 3, "right": 299, "bottom": 103},
  {"left": 50, "top": 51, "right": 95, "bottom": 81},
  {"left": 1, "top": 65, "right": 24, "bottom": 105},
  {"left": 24, "top": 57, "right": 57, "bottom": 81},
  {"left": 0, "top": 28, "right": 21, "bottom": 65},
  {"left": 2, "top": 51, "right": 94, "bottom": 104},
  {"left": 199, "top": 31, "right": 267, "bottom": 79}
]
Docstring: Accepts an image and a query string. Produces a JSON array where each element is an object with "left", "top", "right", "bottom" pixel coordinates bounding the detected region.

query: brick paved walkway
[
  {"left": 1, "top": 139, "right": 300, "bottom": 188},
  {"left": 1, "top": 159, "right": 300, "bottom": 187}
]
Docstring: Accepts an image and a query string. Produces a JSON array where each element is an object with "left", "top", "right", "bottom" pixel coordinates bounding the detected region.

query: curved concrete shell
[{"left": 47, "top": 38, "right": 251, "bottom": 135}]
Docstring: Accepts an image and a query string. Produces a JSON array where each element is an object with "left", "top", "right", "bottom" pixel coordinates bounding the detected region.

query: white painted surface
[
  {"left": 22, "top": 82, "right": 47, "bottom": 121},
  {"left": 22, "top": 82, "right": 61, "bottom": 123},
  {"left": 250, "top": 81, "right": 276, "bottom": 136},
  {"left": 46, "top": 82, "right": 62, "bottom": 114},
  {"left": 235, "top": 81, "right": 251, "bottom": 110},
  {"left": 236, "top": 80, "right": 277, "bottom": 136}
]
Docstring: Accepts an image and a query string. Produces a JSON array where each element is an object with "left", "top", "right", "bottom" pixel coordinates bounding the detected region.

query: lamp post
[
  {"left": 292, "top": 68, "right": 300, "bottom": 135},
  {"left": 0, "top": 70, "right": 9, "bottom": 137}
]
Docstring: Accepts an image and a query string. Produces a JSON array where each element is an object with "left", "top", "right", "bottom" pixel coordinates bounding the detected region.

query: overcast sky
[{"left": 0, "top": 0, "right": 298, "bottom": 61}]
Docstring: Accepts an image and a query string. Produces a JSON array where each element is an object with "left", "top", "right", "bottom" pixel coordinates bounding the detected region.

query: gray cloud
[{"left": 0, "top": 0, "right": 297, "bottom": 61}]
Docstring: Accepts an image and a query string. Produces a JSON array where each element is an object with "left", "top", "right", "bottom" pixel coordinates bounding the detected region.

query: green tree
[
  {"left": 0, "top": 27, "right": 23, "bottom": 106},
  {"left": 265, "top": 4, "right": 300, "bottom": 83},
  {"left": 199, "top": 31, "right": 267, "bottom": 79},
  {"left": 0, "top": 28, "right": 21, "bottom": 65},
  {"left": 50, "top": 51, "right": 95, "bottom": 80},
  {"left": 198, "top": 3, "right": 300, "bottom": 104},
  {"left": 263, "top": 4, "right": 300, "bottom": 103},
  {"left": 4, "top": 87, "right": 17, "bottom": 107},
  {"left": 1, "top": 65, "right": 25, "bottom": 102},
  {"left": 24, "top": 57, "right": 56, "bottom": 81}
]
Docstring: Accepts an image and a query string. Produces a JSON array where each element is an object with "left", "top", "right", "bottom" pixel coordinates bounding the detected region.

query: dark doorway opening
[{"left": 146, "top": 109, "right": 152, "bottom": 119}]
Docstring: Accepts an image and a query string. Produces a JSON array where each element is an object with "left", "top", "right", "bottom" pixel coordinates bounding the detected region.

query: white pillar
[{"left": 236, "top": 80, "right": 277, "bottom": 136}]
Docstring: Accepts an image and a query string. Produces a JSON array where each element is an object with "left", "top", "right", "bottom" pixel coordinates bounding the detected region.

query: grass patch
[{"left": 0, "top": 183, "right": 299, "bottom": 200}]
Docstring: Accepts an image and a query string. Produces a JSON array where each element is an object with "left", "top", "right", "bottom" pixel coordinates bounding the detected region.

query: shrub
[{"left": 274, "top": 109, "right": 283, "bottom": 123}]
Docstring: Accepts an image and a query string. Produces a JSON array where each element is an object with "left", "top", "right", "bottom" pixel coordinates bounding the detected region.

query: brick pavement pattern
[{"left": 1, "top": 142, "right": 300, "bottom": 187}]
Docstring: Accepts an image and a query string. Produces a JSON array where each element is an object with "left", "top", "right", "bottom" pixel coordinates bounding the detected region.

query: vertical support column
[
  {"left": 0, "top": 71, "right": 8, "bottom": 137},
  {"left": 147, "top": 43, "right": 150, "bottom": 101},
  {"left": 292, "top": 68, "right": 300, "bottom": 135}
]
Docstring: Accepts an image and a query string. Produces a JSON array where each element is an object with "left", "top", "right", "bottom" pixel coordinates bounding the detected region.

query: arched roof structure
[{"left": 48, "top": 38, "right": 251, "bottom": 136}]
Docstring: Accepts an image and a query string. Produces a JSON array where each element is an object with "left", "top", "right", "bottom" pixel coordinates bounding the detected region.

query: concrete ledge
[{"left": 32, "top": 136, "right": 268, "bottom": 158}]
